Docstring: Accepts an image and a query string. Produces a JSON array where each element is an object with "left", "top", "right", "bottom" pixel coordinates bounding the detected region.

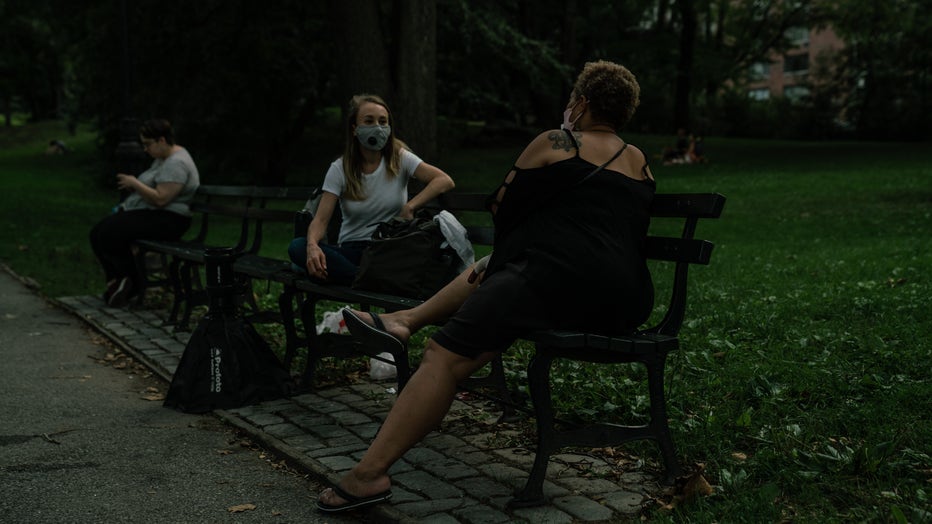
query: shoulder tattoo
[{"left": 547, "top": 130, "right": 580, "bottom": 152}]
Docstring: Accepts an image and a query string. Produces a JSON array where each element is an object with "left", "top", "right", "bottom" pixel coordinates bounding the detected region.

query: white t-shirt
[
  {"left": 121, "top": 147, "right": 200, "bottom": 216},
  {"left": 322, "top": 149, "right": 423, "bottom": 243}
]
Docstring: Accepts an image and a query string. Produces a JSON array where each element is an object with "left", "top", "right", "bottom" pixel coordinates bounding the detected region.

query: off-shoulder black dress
[{"left": 432, "top": 132, "right": 655, "bottom": 358}]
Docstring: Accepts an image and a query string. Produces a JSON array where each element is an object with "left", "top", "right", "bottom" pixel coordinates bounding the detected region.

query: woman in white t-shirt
[
  {"left": 89, "top": 119, "right": 200, "bottom": 307},
  {"left": 288, "top": 94, "right": 455, "bottom": 284}
]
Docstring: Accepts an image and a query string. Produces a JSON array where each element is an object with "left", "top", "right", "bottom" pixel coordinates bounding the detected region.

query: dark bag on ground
[
  {"left": 352, "top": 215, "right": 459, "bottom": 300},
  {"left": 163, "top": 248, "right": 292, "bottom": 413}
]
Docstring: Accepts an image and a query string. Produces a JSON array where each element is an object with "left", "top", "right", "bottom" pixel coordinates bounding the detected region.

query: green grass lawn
[{"left": 1, "top": 121, "right": 929, "bottom": 522}]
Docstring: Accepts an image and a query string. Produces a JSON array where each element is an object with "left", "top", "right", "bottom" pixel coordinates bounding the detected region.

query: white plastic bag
[
  {"left": 369, "top": 352, "right": 397, "bottom": 380},
  {"left": 316, "top": 309, "right": 347, "bottom": 335}
]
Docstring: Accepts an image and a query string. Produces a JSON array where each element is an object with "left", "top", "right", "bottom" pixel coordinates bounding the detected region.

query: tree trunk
[
  {"left": 327, "top": 0, "right": 393, "bottom": 110},
  {"left": 393, "top": 0, "right": 437, "bottom": 160},
  {"left": 706, "top": 0, "right": 728, "bottom": 102},
  {"left": 264, "top": 97, "right": 318, "bottom": 186},
  {"left": 673, "top": 0, "right": 696, "bottom": 131},
  {"left": 656, "top": 0, "right": 670, "bottom": 32}
]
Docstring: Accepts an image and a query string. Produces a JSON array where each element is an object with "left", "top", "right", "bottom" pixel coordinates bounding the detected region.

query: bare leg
[
  {"left": 348, "top": 266, "right": 480, "bottom": 343},
  {"left": 318, "top": 340, "right": 497, "bottom": 505}
]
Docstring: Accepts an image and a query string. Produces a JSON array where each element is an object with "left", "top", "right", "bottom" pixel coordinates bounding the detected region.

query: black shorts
[{"left": 431, "top": 262, "right": 552, "bottom": 359}]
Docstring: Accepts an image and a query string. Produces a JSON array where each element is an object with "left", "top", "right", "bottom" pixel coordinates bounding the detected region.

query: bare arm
[
  {"left": 401, "top": 161, "right": 455, "bottom": 218},
  {"left": 116, "top": 174, "right": 184, "bottom": 208},
  {"left": 304, "top": 191, "right": 339, "bottom": 278}
]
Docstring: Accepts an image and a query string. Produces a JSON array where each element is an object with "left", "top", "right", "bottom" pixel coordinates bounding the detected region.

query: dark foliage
[{"left": 4, "top": 0, "right": 930, "bottom": 186}]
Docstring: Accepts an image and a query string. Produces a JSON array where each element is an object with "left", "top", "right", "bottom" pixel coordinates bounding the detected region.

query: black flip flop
[
  {"left": 316, "top": 484, "right": 393, "bottom": 513},
  {"left": 342, "top": 309, "right": 406, "bottom": 353}
]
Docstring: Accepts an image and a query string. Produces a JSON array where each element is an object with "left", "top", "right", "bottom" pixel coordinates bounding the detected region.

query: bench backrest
[
  {"left": 187, "top": 185, "right": 257, "bottom": 249},
  {"left": 187, "top": 185, "right": 317, "bottom": 252},
  {"left": 645, "top": 193, "right": 725, "bottom": 336},
  {"left": 243, "top": 186, "right": 318, "bottom": 253}
]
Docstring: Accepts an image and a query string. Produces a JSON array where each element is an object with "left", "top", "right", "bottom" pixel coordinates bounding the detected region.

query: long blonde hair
[{"left": 341, "top": 94, "right": 408, "bottom": 200}]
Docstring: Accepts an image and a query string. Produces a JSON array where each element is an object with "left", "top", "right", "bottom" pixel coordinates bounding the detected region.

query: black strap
[
  {"left": 573, "top": 142, "right": 628, "bottom": 188},
  {"left": 563, "top": 128, "right": 581, "bottom": 155},
  {"left": 489, "top": 138, "right": 628, "bottom": 224}
]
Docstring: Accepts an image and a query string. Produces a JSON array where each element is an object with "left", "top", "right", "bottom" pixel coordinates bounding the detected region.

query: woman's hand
[
  {"left": 305, "top": 242, "right": 328, "bottom": 279},
  {"left": 115, "top": 176, "right": 183, "bottom": 207},
  {"left": 399, "top": 202, "right": 415, "bottom": 219},
  {"left": 115, "top": 173, "right": 139, "bottom": 192},
  {"left": 467, "top": 254, "right": 491, "bottom": 284}
]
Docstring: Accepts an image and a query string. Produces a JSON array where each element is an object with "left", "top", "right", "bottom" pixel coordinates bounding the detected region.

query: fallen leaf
[
  {"left": 732, "top": 452, "right": 748, "bottom": 461},
  {"left": 682, "top": 467, "right": 714, "bottom": 498},
  {"left": 659, "top": 463, "right": 714, "bottom": 511},
  {"left": 141, "top": 393, "right": 165, "bottom": 401},
  {"left": 228, "top": 503, "right": 256, "bottom": 513},
  {"left": 216, "top": 449, "right": 234, "bottom": 455},
  {"left": 17, "top": 244, "right": 28, "bottom": 251}
]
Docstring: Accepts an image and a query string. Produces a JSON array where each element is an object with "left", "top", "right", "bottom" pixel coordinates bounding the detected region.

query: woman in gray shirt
[{"left": 89, "top": 119, "right": 200, "bottom": 307}]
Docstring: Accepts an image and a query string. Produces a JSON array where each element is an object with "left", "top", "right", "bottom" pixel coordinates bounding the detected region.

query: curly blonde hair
[{"left": 572, "top": 60, "right": 640, "bottom": 130}]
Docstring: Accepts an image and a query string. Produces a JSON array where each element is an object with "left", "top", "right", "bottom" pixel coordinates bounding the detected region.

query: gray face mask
[{"left": 356, "top": 124, "right": 391, "bottom": 151}]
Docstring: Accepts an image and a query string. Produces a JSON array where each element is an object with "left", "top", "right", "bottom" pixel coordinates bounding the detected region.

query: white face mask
[
  {"left": 356, "top": 124, "right": 391, "bottom": 151},
  {"left": 561, "top": 100, "right": 582, "bottom": 131}
]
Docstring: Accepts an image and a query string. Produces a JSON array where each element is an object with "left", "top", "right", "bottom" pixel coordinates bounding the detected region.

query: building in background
[{"left": 747, "top": 26, "right": 844, "bottom": 102}]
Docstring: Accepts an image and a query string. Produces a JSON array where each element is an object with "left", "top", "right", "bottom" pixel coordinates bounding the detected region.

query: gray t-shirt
[
  {"left": 322, "top": 149, "right": 422, "bottom": 243},
  {"left": 121, "top": 147, "right": 200, "bottom": 216}
]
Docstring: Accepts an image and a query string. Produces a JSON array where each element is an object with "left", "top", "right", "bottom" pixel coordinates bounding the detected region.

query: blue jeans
[{"left": 287, "top": 237, "right": 369, "bottom": 285}]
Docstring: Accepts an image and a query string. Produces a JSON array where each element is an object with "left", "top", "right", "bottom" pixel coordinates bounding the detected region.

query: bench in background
[{"left": 133, "top": 185, "right": 316, "bottom": 327}]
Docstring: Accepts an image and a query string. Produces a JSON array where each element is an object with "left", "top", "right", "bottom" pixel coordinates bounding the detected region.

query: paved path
[
  {"left": 41, "top": 277, "right": 659, "bottom": 522},
  {"left": 0, "top": 267, "right": 349, "bottom": 524}
]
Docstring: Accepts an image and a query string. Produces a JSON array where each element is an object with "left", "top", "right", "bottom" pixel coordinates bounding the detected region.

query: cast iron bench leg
[
  {"left": 299, "top": 295, "right": 320, "bottom": 388},
  {"left": 178, "top": 262, "right": 194, "bottom": 330},
  {"left": 394, "top": 348, "right": 412, "bottom": 392},
  {"left": 509, "top": 351, "right": 556, "bottom": 508},
  {"left": 278, "top": 287, "right": 302, "bottom": 369},
  {"left": 166, "top": 258, "right": 184, "bottom": 324},
  {"left": 647, "top": 350, "right": 682, "bottom": 484}
]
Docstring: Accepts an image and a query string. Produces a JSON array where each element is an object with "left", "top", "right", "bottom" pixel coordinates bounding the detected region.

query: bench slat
[
  {"left": 194, "top": 185, "right": 256, "bottom": 197},
  {"left": 189, "top": 202, "right": 250, "bottom": 217},
  {"left": 645, "top": 236, "right": 715, "bottom": 264},
  {"left": 249, "top": 186, "right": 317, "bottom": 199},
  {"left": 650, "top": 192, "right": 725, "bottom": 218}
]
